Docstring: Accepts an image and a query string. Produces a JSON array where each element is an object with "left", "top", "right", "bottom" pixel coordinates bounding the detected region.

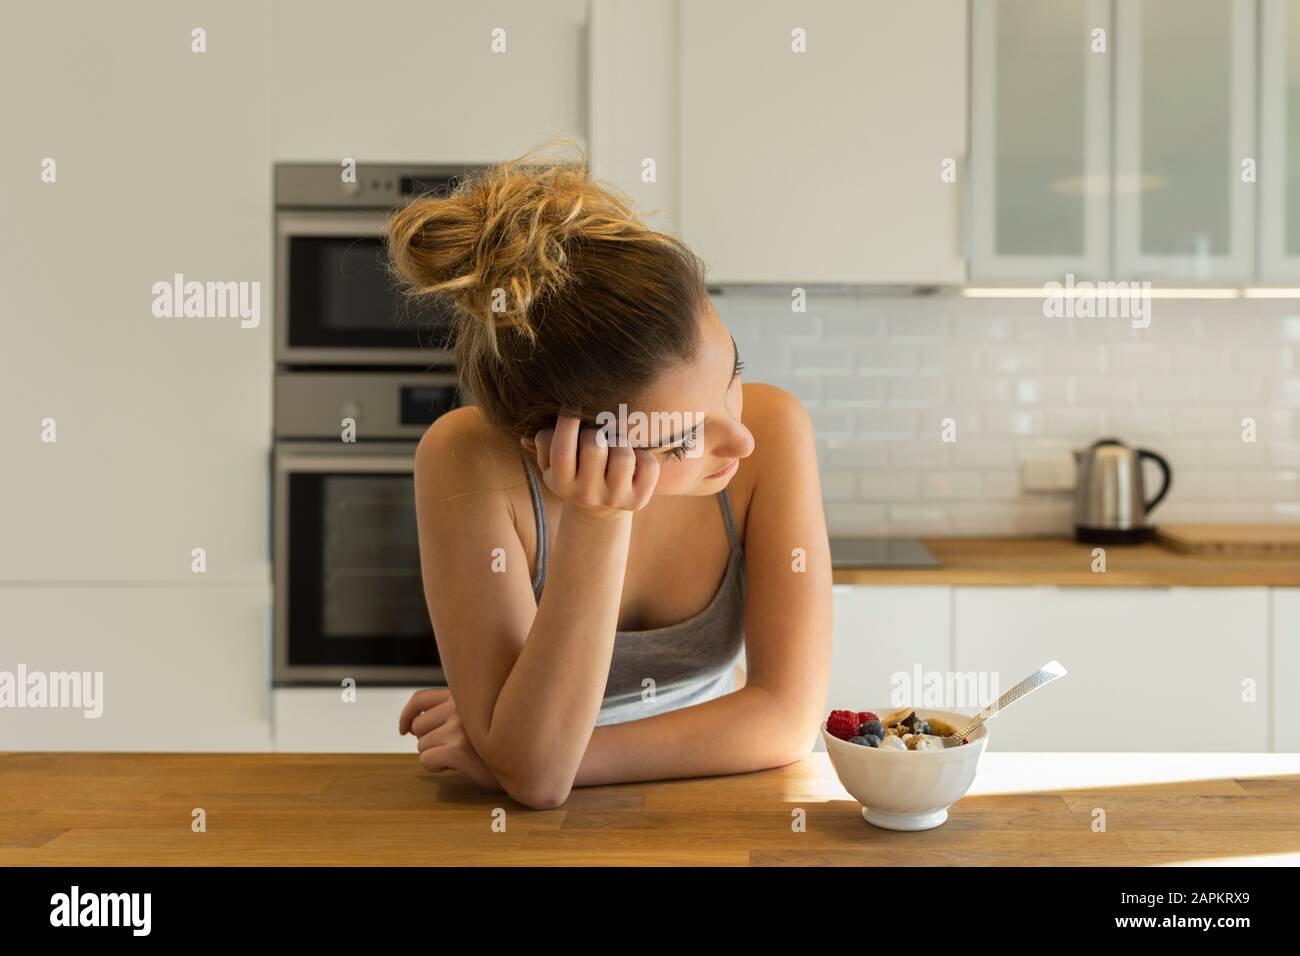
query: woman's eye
[{"left": 665, "top": 433, "right": 697, "bottom": 462}]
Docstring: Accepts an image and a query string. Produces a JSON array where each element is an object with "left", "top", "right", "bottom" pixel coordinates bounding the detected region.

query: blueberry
[
  {"left": 863, "top": 734, "right": 881, "bottom": 747},
  {"left": 859, "top": 719, "right": 884, "bottom": 738},
  {"left": 848, "top": 735, "right": 871, "bottom": 746}
]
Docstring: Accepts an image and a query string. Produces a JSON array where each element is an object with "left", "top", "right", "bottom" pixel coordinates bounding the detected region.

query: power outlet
[{"left": 1020, "top": 450, "right": 1077, "bottom": 492}]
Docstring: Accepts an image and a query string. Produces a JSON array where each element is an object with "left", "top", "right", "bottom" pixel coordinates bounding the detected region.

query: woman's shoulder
[
  {"left": 414, "top": 406, "right": 525, "bottom": 502},
  {"left": 737, "top": 383, "right": 815, "bottom": 483}
]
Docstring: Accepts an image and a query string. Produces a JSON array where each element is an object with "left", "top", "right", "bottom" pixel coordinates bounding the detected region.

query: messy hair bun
[{"left": 386, "top": 138, "right": 708, "bottom": 440}]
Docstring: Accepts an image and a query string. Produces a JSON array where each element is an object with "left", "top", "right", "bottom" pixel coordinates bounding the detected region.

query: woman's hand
[
  {"left": 399, "top": 688, "right": 502, "bottom": 791},
  {"left": 528, "top": 413, "right": 660, "bottom": 517}
]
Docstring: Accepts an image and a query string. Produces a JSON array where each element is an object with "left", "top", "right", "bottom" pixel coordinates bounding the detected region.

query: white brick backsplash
[
  {"left": 824, "top": 441, "right": 887, "bottom": 470},
  {"left": 761, "top": 314, "right": 821, "bottom": 343},
  {"left": 1201, "top": 441, "right": 1270, "bottom": 468},
  {"left": 1043, "top": 409, "right": 1104, "bottom": 438},
  {"left": 974, "top": 408, "right": 1043, "bottom": 436},
  {"left": 1013, "top": 378, "right": 1071, "bottom": 404},
  {"left": 982, "top": 344, "right": 1047, "bottom": 372},
  {"left": 951, "top": 442, "right": 1017, "bottom": 468},
  {"left": 824, "top": 502, "right": 889, "bottom": 535},
  {"left": 857, "top": 408, "right": 918, "bottom": 439},
  {"left": 887, "top": 441, "right": 952, "bottom": 469},
  {"left": 1046, "top": 344, "right": 1106, "bottom": 372},
  {"left": 922, "top": 473, "right": 985, "bottom": 500},
  {"left": 886, "top": 376, "right": 949, "bottom": 407},
  {"left": 1102, "top": 408, "right": 1172, "bottom": 437},
  {"left": 956, "top": 378, "right": 1013, "bottom": 404},
  {"left": 821, "top": 377, "right": 886, "bottom": 407},
  {"left": 1199, "top": 377, "right": 1268, "bottom": 403},
  {"left": 857, "top": 471, "right": 919, "bottom": 501},
  {"left": 1108, "top": 344, "right": 1171, "bottom": 373},
  {"left": 823, "top": 316, "right": 886, "bottom": 341},
  {"left": 807, "top": 408, "right": 855, "bottom": 439},
  {"left": 1272, "top": 443, "right": 1300, "bottom": 467},
  {"left": 791, "top": 345, "right": 853, "bottom": 375},
  {"left": 716, "top": 291, "right": 1298, "bottom": 534},
  {"left": 1236, "top": 472, "right": 1299, "bottom": 499},
  {"left": 886, "top": 504, "right": 952, "bottom": 534},
  {"left": 1169, "top": 344, "right": 1234, "bottom": 373},
  {"left": 1137, "top": 377, "right": 1202, "bottom": 404},
  {"left": 1071, "top": 376, "right": 1137, "bottom": 403},
  {"left": 857, "top": 342, "right": 919, "bottom": 374},
  {"left": 822, "top": 470, "right": 859, "bottom": 501},
  {"left": 888, "top": 312, "right": 948, "bottom": 343}
]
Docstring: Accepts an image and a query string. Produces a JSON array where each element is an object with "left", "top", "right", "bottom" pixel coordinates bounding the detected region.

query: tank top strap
[
  {"left": 520, "top": 451, "right": 549, "bottom": 600},
  {"left": 716, "top": 486, "right": 742, "bottom": 557}
]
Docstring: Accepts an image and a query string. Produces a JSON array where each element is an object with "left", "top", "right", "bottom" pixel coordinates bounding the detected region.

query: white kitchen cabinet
[
  {"left": 0, "top": 586, "right": 273, "bottom": 752},
  {"left": 970, "top": 0, "right": 1112, "bottom": 281},
  {"left": 1273, "top": 589, "right": 1300, "bottom": 753},
  {"left": 273, "top": 687, "right": 427, "bottom": 753},
  {"left": 954, "top": 587, "right": 1270, "bottom": 752},
  {"left": 588, "top": 0, "right": 680, "bottom": 236},
  {"left": 1114, "top": 0, "right": 1257, "bottom": 281},
  {"left": 816, "top": 586, "right": 952, "bottom": 751},
  {"left": 1260, "top": 0, "right": 1300, "bottom": 282},
  {"left": 677, "top": 0, "right": 967, "bottom": 284},
  {"left": 0, "top": 1, "right": 273, "bottom": 583},
  {"left": 272, "top": 0, "right": 588, "bottom": 163}
]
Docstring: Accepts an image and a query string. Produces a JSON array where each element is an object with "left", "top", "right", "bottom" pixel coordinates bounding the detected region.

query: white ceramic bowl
[{"left": 822, "top": 708, "right": 989, "bottom": 831}]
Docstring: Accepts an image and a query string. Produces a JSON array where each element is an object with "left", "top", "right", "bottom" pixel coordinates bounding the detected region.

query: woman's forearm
[
  {"left": 571, "top": 684, "right": 822, "bottom": 788},
  {"left": 481, "top": 508, "right": 633, "bottom": 804}
]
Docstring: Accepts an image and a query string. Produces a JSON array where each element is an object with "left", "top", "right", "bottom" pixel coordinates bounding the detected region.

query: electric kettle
[{"left": 1073, "top": 438, "right": 1172, "bottom": 544}]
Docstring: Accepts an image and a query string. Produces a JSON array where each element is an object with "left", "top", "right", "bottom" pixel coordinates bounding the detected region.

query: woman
[{"left": 390, "top": 141, "right": 831, "bottom": 809}]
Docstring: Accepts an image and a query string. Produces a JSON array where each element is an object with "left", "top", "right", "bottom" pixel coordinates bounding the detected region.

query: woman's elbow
[{"left": 504, "top": 778, "right": 571, "bottom": 810}]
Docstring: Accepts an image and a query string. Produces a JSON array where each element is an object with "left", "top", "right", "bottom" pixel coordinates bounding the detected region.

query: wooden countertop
[
  {"left": 831, "top": 536, "right": 1300, "bottom": 587},
  {"left": 4, "top": 751, "right": 1298, "bottom": 866}
]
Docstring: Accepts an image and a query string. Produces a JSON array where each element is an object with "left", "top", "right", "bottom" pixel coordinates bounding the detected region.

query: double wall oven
[{"left": 273, "top": 162, "right": 482, "bottom": 685}]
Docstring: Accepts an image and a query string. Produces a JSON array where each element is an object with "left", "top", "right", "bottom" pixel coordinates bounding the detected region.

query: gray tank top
[{"left": 521, "top": 453, "right": 746, "bottom": 726}]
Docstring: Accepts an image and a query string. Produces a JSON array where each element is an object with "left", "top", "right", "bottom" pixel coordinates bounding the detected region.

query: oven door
[
  {"left": 275, "top": 210, "right": 456, "bottom": 366},
  {"left": 274, "top": 442, "right": 442, "bottom": 685}
]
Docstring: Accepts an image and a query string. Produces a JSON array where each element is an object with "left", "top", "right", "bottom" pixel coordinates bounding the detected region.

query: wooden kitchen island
[{"left": 3, "top": 751, "right": 1298, "bottom": 866}]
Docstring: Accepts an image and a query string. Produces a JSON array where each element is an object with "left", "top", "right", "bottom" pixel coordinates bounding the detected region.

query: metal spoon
[{"left": 939, "top": 660, "right": 1068, "bottom": 747}]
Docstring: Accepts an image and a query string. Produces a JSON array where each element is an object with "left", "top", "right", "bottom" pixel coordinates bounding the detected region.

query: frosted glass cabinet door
[
  {"left": 1115, "top": 0, "right": 1256, "bottom": 281},
  {"left": 1260, "top": 0, "right": 1300, "bottom": 282},
  {"left": 970, "top": 0, "right": 1111, "bottom": 281}
]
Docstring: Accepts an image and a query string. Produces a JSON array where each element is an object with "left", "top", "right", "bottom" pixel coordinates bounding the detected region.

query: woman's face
[{"left": 631, "top": 301, "right": 756, "bottom": 496}]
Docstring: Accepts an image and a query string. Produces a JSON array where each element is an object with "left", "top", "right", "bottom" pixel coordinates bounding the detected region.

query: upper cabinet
[
  {"left": 1114, "top": 0, "right": 1257, "bottom": 281},
  {"left": 272, "top": 0, "right": 588, "bottom": 163},
  {"left": 675, "top": 0, "right": 968, "bottom": 285},
  {"left": 972, "top": 0, "right": 1263, "bottom": 284},
  {"left": 972, "top": 0, "right": 1112, "bottom": 282},
  {"left": 971, "top": 0, "right": 1111, "bottom": 281},
  {"left": 1260, "top": 0, "right": 1300, "bottom": 282}
]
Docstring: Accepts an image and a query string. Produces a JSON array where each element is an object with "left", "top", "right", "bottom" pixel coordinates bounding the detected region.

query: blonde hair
[{"left": 386, "top": 138, "right": 708, "bottom": 439}]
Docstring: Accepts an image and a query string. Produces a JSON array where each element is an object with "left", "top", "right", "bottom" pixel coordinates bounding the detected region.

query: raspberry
[
  {"left": 827, "top": 710, "right": 860, "bottom": 740},
  {"left": 856, "top": 711, "right": 879, "bottom": 725}
]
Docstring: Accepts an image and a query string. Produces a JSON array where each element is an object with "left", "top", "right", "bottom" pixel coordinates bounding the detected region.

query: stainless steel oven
[
  {"left": 274, "top": 162, "right": 481, "bottom": 367},
  {"left": 272, "top": 370, "right": 459, "bottom": 685}
]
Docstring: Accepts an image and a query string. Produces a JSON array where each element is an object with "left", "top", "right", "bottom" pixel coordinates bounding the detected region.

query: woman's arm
[
  {"left": 412, "top": 410, "right": 657, "bottom": 809},
  {"left": 573, "top": 385, "right": 833, "bottom": 785}
]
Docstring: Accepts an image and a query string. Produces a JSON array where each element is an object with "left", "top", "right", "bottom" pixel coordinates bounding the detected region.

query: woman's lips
[{"left": 705, "top": 458, "right": 738, "bottom": 480}]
